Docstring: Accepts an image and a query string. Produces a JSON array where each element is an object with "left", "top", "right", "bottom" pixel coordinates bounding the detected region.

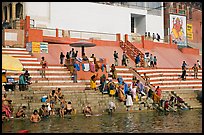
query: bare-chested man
[{"left": 30, "top": 110, "right": 41, "bottom": 123}]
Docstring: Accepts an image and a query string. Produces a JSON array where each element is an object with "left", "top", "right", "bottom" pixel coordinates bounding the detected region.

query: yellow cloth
[
  {"left": 109, "top": 90, "right": 115, "bottom": 96},
  {"left": 2, "top": 54, "right": 23, "bottom": 71},
  {"left": 90, "top": 80, "right": 96, "bottom": 89},
  {"left": 135, "top": 94, "right": 139, "bottom": 103},
  {"left": 2, "top": 74, "right": 7, "bottom": 83}
]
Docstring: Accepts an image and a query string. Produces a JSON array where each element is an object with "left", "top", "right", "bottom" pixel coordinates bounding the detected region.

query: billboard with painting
[{"left": 169, "top": 14, "right": 187, "bottom": 46}]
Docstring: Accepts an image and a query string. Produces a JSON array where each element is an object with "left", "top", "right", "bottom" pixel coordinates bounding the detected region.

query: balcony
[{"left": 169, "top": 8, "right": 186, "bottom": 16}]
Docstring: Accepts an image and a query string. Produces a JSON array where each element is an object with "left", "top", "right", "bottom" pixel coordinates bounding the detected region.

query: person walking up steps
[
  {"left": 192, "top": 64, "right": 198, "bottom": 79},
  {"left": 60, "top": 52, "right": 65, "bottom": 65},
  {"left": 113, "top": 51, "right": 119, "bottom": 66},
  {"left": 122, "top": 52, "right": 127, "bottom": 66}
]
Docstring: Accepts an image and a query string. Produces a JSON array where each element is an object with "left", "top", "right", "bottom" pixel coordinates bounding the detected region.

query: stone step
[
  {"left": 135, "top": 68, "right": 202, "bottom": 73},
  {"left": 15, "top": 57, "right": 38, "bottom": 61},
  {"left": 162, "top": 87, "right": 202, "bottom": 91},
  {"left": 174, "top": 90, "right": 201, "bottom": 94},
  {"left": 23, "top": 65, "right": 67, "bottom": 69},
  {"left": 3, "top": 53, "right": 32, "bottom": 57},
  {"left": 140, "top": 72, "right": 202, "bottom": 76},
  {"left": 20, "top": 61, "right": 41, "bottom": 64},
  {"left": 110, "top": 72, "right": 134, "bottom": 76},
  {"left": 158, "top": 84, "right": 202, "bottom": 88},
  {"left": 2, "top": 50, "right": 29, "bottom": 54},
  {"left": 149, "top": 76, "right": 202, "bottom": 80},
  {"left": 6, "top": 70, "right": 70, "bottom": 74},
  {"left": 150, "top": 80, "right": 202, "bottom": 84},
  {"left": 2, "top": 47, "right": 27, "bottom": 51},
  {"left": 9, "top": 75, "right": 72, "bottom": 79}
]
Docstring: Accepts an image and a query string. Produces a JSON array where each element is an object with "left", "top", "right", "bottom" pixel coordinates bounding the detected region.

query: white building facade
[{"left": 2, "top": 2, "right": 164, "bottom": 40}]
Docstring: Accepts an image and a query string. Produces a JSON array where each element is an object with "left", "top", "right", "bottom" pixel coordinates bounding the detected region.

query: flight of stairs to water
[
  {"left": 108, "top": 66, "right": 134, "bottom": 84},
  {"left": 2, "top": 48, "right": 148, "bottom": 115},
  {"left": 133, "top": 67, "right": 202, "bottom": 109},
  {"left": 2, "top": 47, "right": 90, "bottom": 90}
]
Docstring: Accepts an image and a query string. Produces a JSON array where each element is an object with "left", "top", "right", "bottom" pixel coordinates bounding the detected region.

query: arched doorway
[
  {"left": 9, "top": 3, "right": 12, "bottom": 20},
  {"left": 16, "top": 3, "right": 23, "bottom": 19},
  {"left": 4, "top": 6, "right": 7, "bottom": 21}
]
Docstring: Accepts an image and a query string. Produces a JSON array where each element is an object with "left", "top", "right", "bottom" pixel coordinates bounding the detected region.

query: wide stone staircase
[
  {"left": 2, "top": 47, "right": 149, "bottom": 116},
  {"left": 133, "top": 67, "right": 202, "bottom": 109}
]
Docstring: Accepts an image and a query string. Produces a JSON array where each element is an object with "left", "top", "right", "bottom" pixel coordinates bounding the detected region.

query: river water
[{"left": 2, "top": 109, "right": 202, "bottom": 133}]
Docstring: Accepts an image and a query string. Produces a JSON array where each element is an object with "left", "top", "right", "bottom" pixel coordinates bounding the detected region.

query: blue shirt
[{"left": 124, "top": 83, "right": 128, "bottom": 95}]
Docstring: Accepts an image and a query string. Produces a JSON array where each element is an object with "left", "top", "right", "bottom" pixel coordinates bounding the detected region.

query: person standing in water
[{"left": 30, "top": 110, "right": 41, "bottom": 123}]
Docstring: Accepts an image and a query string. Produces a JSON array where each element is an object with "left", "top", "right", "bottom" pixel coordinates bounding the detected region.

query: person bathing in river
[
  {"left": 59, "top": 97, "right": 66, "bottom": 118},
  {"left": 83, "top": 104, "right": 93, "bottom": 116},
  {"left": 48, "top": 90, "right": 59, "bottom": 115},
  {"left": 108, "top": 101, "right": 116, "bottom": 115},
  {"left": 39, "top": 105, "right": 49, "bottom": 118},
  {"left": 30, "top": 110, "right": 41, "bottom": 123},
  {"left": 66, "top": 101, "right": 75, "bottom": 115},
  {"left": 16, "top": 106, "right": 27, "bottom": 118}
]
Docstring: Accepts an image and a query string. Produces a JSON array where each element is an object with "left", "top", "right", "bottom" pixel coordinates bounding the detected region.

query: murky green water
[{"left": 2, "top": 109, "right": 202, "bottom": 133}]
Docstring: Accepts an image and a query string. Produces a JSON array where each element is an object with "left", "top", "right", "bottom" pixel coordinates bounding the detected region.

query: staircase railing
[{"left": 120, "top": 40, "right": 145, "bottom": 67}]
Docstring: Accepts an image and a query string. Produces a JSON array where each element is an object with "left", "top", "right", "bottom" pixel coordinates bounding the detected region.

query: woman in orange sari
[{"left": 117, "top": 85, "right": 125, "bottom": 102}]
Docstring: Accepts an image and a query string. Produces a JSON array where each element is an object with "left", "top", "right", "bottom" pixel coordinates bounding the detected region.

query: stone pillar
[
  {"left": 169, "top": 35, "right": 172, "bottom": 45},
  {"left": 2, "top": 7, "right": 5, "bottom": 21},
  {"left": 141, "top": 35, "right": 145, "bottom": 48},
  {"left": 124, "top": 34, "right": 128, "bottom": 42},
  {"left": 56, "top": 28, "right": 58, "bottom": 37},
  {"left": 7, "top": 6, "right": 10, "bottom": 22},
  {"left": 24, "top": 16, "right": 30, "bottom": 48},
  {"left": 116, "top": 33, "right": 121, "bottom": 41},
  {"left": 12, "top": 2, "right": 16, "bottom": 21}
]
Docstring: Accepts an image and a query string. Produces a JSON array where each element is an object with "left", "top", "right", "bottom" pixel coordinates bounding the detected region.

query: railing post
[
  {"left": 24, "top": 16, "right": 30, "bottom": 48},
  {"left": 62, "top": 30, "right": 64, "bottom": 37},
  {"left": 141, "top": 35, "right": 145, "bottom": 48},
  {"left": 56, "top": 28, "right": 58, "bottom": 37},
  {"left": 125, "top": 34, "right": 128, "bottom": 42},
  {"left": 169, "top": 35, "right": 172, "bottom": 45},
  {"left": 116, "top": 33, "right": 121, "bottom": 41}
]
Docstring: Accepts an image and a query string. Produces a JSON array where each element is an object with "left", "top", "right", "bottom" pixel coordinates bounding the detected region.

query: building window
[
  {"left": 189, "top": 7, "right": 192, "bottom": 20},
  {"left": 131, "top": 17, "right": 134, "bottom": 33},
  {"left": 173, "top": 3, "right": 176, "bottom": 8}
]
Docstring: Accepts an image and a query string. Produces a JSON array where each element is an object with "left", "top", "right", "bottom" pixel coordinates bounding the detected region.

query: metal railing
[
  {"left": 128, "top": 34, "right": 142, "bottom": 44},
  {"left": 68, "top": 29, "right": 117, "bottom": 41},
  {"left": 120, "top": 40, "right": 145, "bottom": 67},
  {"left": 33, "top": 27, "right": 117, "bottom": 41}
]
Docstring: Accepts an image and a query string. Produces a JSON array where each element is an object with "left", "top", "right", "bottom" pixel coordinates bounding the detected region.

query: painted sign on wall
[
  {"left": 5, "top": 32, "right": 17, "bottom": 41},
  {"left": 32, "top": 42, "right": 41, "bottom": 53},
  {"left": 187, "top": 24, "right": 193, "bottom": 40},
  {"left": 26, "top": 42, "right": 48, "bottom": 53},
  {"left": 169, "top": 14, "right": 187, "bottom": 46},
  {"left": 26, "top": 42, "right": 32, "bottom": 52},
  {"left": 40, "top": 42, "right": 48, "bottom": 53}
]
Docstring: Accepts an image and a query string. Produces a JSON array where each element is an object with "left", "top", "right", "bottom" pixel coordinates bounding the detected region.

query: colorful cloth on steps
[
  {"left": 90, "top": 63, "right": 95, "bottom": 72},
  {"left": 82, "top": 63, "right": 90, "bottom": 71}
]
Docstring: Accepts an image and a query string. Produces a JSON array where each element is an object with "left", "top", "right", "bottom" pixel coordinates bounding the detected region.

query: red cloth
[
  {"left": 18, "top": 130, "right": 29, "bottom": 133},
  {"left": 90, "top": 63, "right": 95, "bottom": 72},
  {"left": 2, "top": 104, "right": 11, "bottom": 118},
  {"left": 156, "top": 88, "right": 161, "bottom": 98}
]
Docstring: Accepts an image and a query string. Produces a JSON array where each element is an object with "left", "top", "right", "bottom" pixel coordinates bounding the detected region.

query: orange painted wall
[
  {"left": 32, "top": 44, "right": 135, "bottom": 66},
  {"left": 137, "top": 47, "right": 202, "bottom": 68},
  {"left": 143, "top": 40, "right": 178, "bottom": 50},
  {"left": 43, "top": 36, "right": 120, "bottom": 47},
  {"left": 27, "top": 29, "right": 43, "bottom": 42}
]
